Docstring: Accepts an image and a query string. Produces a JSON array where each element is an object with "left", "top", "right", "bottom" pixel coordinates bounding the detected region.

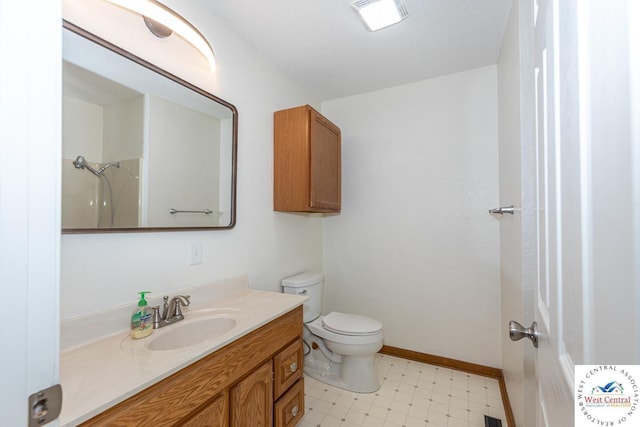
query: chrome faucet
[{"left": 152, "top": 295, "right": 191, "bottom": 329}]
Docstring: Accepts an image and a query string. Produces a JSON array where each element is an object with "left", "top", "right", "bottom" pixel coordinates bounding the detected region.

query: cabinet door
[
  {"left": 231, "top": 361, "right": 273, "bottom": 427},
  {"left": 309, "top": 109, "right": 341, "bottom": 211},
  {"left": 182, "top": 392, "right": 228, "bottom": 427}
]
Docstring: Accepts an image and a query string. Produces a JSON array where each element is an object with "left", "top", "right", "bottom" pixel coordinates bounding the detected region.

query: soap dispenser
[{"left": 131, "top": 291, "right": 153, "bottom": 339}]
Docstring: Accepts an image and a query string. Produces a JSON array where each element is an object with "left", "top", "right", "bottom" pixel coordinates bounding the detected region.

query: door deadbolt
[{"left": 509, "top": 320, "right": 539, "bottom": 348}]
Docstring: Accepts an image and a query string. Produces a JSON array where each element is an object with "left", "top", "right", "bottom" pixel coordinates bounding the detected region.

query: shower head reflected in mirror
[
  {"left": 72, "top": 155, "right": 99, "bottom": 176},
  {"left": 72, "top": 155, "right": 120, "bottom": 176},
  {"left": 71, "top": 155, "right": 122, "bottom": 228}
]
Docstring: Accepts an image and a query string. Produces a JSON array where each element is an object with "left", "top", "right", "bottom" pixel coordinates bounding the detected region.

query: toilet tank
[{"left": 281, "top": 272, "right": 323, "bottom": 323}]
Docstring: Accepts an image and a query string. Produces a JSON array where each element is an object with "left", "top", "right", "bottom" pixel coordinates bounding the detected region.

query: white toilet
[{"left": 282, "top": 272, "right": 383, "bottom": 393}]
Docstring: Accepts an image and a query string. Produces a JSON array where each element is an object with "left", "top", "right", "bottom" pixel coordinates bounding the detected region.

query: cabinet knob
[
  {"left": 290, "top": 362, "right": 298, "bottom": 373},
  {"left": 291, "top": 406, "right": 299, "bottom": 417}
]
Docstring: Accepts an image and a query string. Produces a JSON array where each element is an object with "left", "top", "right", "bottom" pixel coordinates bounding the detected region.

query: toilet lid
[{"left": 322, "top": 312, "right": 383, "bottom": 336}]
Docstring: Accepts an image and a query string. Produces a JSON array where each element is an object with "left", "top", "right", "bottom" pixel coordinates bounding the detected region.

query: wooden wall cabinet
[
  {"left": 81, "top": 307, "right": 304, "bottom": 427},
  {"left": 274, "top": 105, "right": 341, "bottom": 213}
]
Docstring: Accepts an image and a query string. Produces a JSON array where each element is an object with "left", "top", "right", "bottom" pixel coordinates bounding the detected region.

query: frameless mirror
[{"left": 62, "top": 21, "right": 237, "bottom": 233}]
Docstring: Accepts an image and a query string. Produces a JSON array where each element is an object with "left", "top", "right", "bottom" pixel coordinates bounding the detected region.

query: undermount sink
[{"left": 147, "top": 316, "right": 237, "bottom": 351}]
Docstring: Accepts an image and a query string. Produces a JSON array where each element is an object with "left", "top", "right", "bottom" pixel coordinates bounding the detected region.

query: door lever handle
[
  {"left": 489, "top": 205, "right": 515, "bottom": 215},
  {"left": 509, "top": 320, "right": 539, "bottom": 348}
]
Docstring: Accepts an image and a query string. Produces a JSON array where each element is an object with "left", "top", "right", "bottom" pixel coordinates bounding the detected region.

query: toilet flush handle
[{"left": 298, "top": 290, "right": 307, "bottom": 295}]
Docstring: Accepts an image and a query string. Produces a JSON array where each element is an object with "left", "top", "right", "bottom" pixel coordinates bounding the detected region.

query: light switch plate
[{"left": 190, "top": 241, "right": 203, "bottom": 265}]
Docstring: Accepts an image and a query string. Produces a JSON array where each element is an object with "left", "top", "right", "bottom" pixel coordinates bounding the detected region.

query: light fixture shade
[
  {"left": 352, "top": 0, "right": 409, "bottom": 32},
  {"left": 103, "top": 0, "right": 216, "bottom": 70}
]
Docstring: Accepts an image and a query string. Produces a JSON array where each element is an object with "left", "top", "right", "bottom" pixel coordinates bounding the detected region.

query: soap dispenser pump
[{"left": 131, "top": 291, "right": 153, "bottom": 339}]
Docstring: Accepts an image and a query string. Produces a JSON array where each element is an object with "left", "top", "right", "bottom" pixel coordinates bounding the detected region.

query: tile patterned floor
[{"left": 299, "top": 354, "right": 506, "bottom": 427}]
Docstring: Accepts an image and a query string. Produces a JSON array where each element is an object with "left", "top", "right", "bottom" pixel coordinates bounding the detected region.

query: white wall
[
  {"left": 62, "top": 96, "right": 103, "bottom": 160},
  {"left": 103, "top": 95, "right": 144, "bottom": 162},
  {"left": 61, "top": 0, "right": 323, "bottom": 319},
  {"left": 321, "top": 66, "right": 502, "bottom": 368}
]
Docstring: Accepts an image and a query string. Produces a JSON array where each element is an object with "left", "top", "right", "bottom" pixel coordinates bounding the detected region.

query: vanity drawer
[
  {"left": 273, "top": 338, "right": 303, "bottom": 399},
  {"left": 274, "top": 378, "right": 304, "bottom": 427}
]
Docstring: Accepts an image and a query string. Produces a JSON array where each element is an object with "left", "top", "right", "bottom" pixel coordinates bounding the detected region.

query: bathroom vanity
[{"left": 59, "top": 287, "right": 306, "bottom": 426}]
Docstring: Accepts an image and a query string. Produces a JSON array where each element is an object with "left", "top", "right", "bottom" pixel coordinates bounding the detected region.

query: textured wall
[{"left": 322, "top": 66, "right": 501, "bottom": 367}]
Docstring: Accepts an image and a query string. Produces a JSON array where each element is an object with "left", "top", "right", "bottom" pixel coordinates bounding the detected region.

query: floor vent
[{"left": 484, "top": 415, "right": 503, "bottom": 427}]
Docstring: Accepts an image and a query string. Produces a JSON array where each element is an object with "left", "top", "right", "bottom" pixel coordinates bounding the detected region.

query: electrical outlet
[{"left": 190, "top": 241, "right": 203, "bottom": 265}]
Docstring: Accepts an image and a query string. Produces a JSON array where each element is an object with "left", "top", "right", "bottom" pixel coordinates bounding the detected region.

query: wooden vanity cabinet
[
  {"left": 81, "top": 306, "right": 304, "bottom": 427},
  {"left": 274, "top": 104, "right": 341, "bottom": 213}
]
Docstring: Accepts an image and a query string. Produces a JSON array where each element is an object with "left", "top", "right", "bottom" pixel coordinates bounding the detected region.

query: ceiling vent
[{"left": 352, "top": 0, "right": 409, "bottom": 31}]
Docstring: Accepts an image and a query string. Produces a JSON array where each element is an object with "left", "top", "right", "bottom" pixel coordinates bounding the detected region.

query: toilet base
[{"left": 304, "top": 352, "right": 380, "bottom": 393}]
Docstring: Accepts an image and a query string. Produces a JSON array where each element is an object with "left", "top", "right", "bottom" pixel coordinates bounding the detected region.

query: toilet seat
[
  {"left": 306, "top": 315, "right": 383, "bottom": 346},
  {"left": 322, "top": 312, "right": 383, "bottom": 336}
]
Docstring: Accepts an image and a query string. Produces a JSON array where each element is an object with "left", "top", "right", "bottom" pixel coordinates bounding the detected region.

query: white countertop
[{"left": 59, "top": 289, "right": 306, "bottom": 426}]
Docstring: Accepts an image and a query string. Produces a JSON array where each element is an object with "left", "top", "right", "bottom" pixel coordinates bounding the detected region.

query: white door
[
  {"left": 531, "top": 0, "right": 574, "bottom": 424},
  {"left": 522, "top": 0, "right": 640, "bottom": 426},
  {"left": 0, "top": 1, "right": 61, "bottom": 425}
]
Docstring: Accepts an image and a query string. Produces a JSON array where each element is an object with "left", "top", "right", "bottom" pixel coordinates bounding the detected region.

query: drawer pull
[
  {"left": 290, "top": 362, "right": 298, "bottom": 373},
  {"left": 291, "top": 406, "right": 299, "bottom": 417}
]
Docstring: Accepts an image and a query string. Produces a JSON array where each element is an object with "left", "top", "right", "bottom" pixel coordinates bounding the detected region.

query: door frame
[
  {"left": 0, "top": 1, "right": 61, "bottom": 424},
  {"left": 497, "top": 0, "right": 537, "bottom": 425}
]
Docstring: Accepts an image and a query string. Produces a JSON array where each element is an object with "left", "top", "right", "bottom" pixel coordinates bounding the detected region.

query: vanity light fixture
[
  {"left": 103, "top": 0, "right": 216, "bottom": 70},
  {"left": 352, "top": 0, "right": 409, "bottom": 31}
]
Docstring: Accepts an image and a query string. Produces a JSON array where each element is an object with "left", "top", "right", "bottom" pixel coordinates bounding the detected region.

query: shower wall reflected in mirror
[
  {"left": 62, "top": 71, "right": 143, "bottom": 228},
  {"left": 63, "top": 152, "right": 140, "bottom": 228}
]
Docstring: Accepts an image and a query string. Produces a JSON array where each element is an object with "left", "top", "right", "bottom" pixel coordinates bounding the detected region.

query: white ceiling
[{"left": 203, "top": 0, "right": 512, "bottom": 100}]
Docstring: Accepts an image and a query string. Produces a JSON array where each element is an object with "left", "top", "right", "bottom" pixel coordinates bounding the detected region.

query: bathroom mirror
[{"left": 62, "top": 21, "right": 237, "bottom": 233}]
